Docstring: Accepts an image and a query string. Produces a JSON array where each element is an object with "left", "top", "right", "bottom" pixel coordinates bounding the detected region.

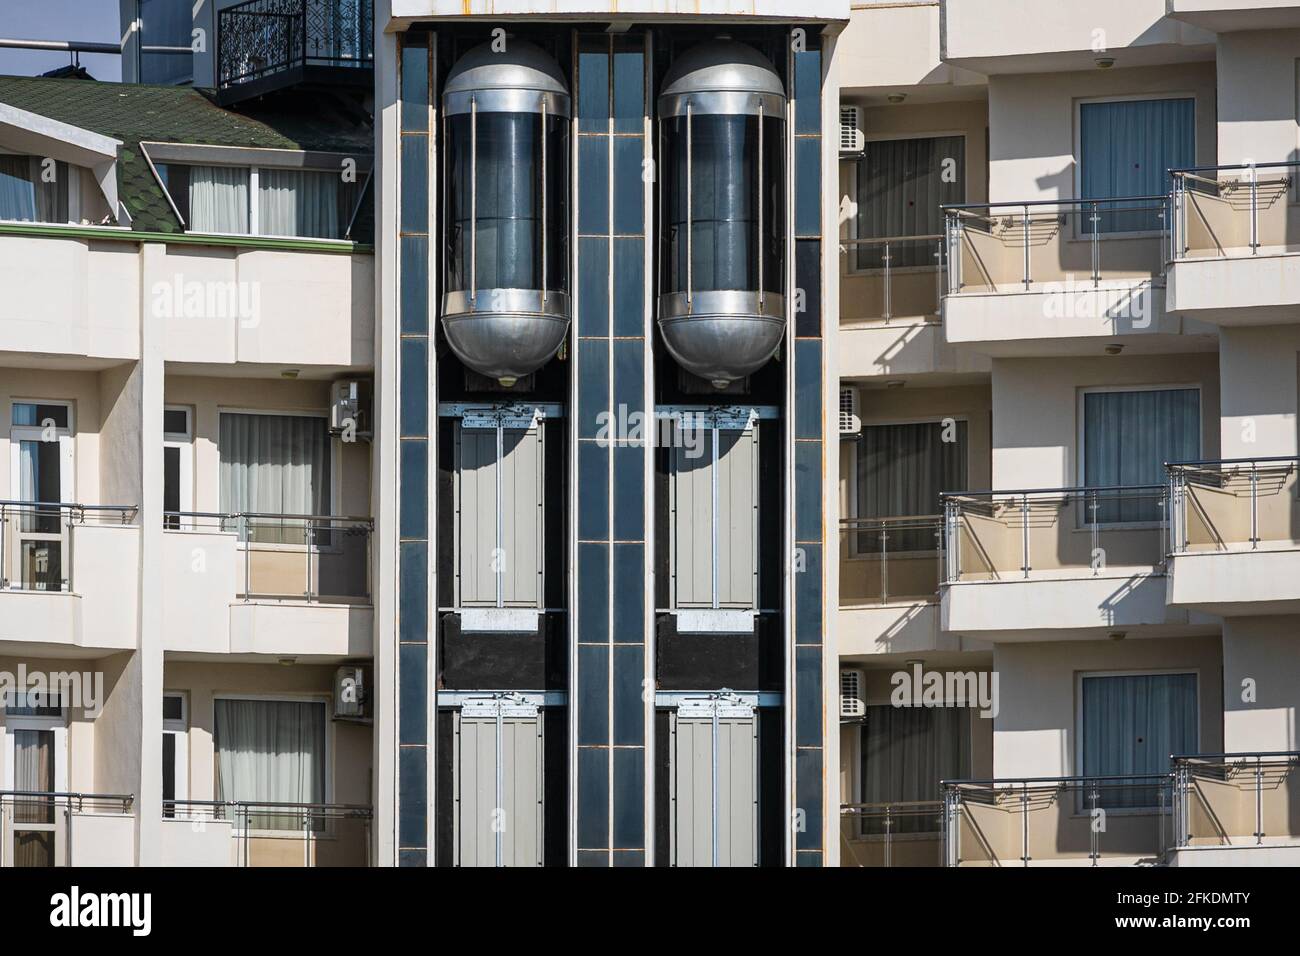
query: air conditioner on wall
[
  {"left": 840, "top": 669, "right": 866, "bottom": 720},
  {"left": 839, "top": 387, "right": 861, "bottom": 437},
  {"left": 330, "top": 379, "right": 372, "bottom": 439},
  {"left": 333, "top": 665, "right": 370, "bottom": 720},
  {"left": 839, "top": 104, "right": 865, "bottom": 154}
]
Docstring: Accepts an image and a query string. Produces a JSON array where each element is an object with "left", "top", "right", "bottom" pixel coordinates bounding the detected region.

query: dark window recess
[
  {"left": 163, "top": 445, "right": 180, "bottom": 529},
  {"left": 438, "top": 613, "right": 566, "bottom": 690},
  {"left": 163, "top": 409, "right": 188, "bottom": 434},
  {"left": 654, "top": 613, "right": 782, "bottom": 691}
]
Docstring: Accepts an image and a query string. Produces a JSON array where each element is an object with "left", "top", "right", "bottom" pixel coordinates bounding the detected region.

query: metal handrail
[
  {"left": 0, "top": 789, "right": 134, "bottom": 809},
  {"left": 1, "top": 501, "right": 138, "bottom": 593},
  {"left": 941, "top": 482, "right": 1164, "bottom": 500},
  {"left": 841, "top": 233, "right": 946, "bottom": 322},
  {"left": 1165, "top": 458, "right": 1298, "bottom": 554},
  {"left": 1168, "top": 751, "right": 1300, "bottom": 849},
  {"left": 164, "top": 799, "right": 372, "bottom": 866}
]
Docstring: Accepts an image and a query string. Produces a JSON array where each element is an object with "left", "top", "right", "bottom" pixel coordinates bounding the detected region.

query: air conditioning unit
[
  {"left": 839, "top": 387, "right": 861, "bottom": 437},
  {"left": 840, "top": 669, "right": 866, "bottom": 720},
  {"left": 839, "top": 104, "right": 865, "bottom": 154},
  {"left": 330, "top": 379, "right": 372, "bottom": 439},
  {"left": 333, "top": 665, "right": 370, "bottom": 720}
]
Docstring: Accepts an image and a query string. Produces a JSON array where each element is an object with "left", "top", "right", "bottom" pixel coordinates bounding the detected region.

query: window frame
[
  {"left": 1074, "top": 668, "right": 1200, "bottom": 814},
  {"left": 0, "top": 150, "right": 81, "bottom": 226},
  {"left": 847, "top": 130, "right": 968, "bottom": 277},
  {"left": 163, "top": 404, "right": 194, "bottom": 528},
  {"left": 162, "top": 691, "right": 189, "bottom": 812},
  {"left": 1072, "top": 92, "right": 1197, "bottom": 241},
  {"left": 2, "top": 697, "right": 68, "bottom": 863},
  {"left": 7, "top": 400, "right": 75, "bottom": 591},
  {"left": 1075, "top": 383, "right": 1203, "bottom": 529},
  {"left": 211, "top": 692, "right": 333, "bottom": 835}
]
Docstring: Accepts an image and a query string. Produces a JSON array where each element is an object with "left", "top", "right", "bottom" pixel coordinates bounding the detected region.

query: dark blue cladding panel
[
  {"left": 398, "top": 746, "right": 427, "bottom": 847},
  {"left": 795, "top": 542, "right": 823, "bottom": 645},
  {"left": 398, "top": 541, "right": 427, "bottom": 643},
  {"left": 400, "top": 135, "right": 428, "bottom": 234},
  {"left": 795, "top": 746, "right": 823, "bottom": 853},
  {"left": 577, "top": 237, "right": 610, "bottom": 337},
  {"left": 794, "top": 339, "right": 822, "bottom": 441},
  {"left": 612, "top": 238, "right": 645, "bottom": 337},
  {"left": 613, "top": 137, "right": 644, "bottom": 235},
  {"left": 578, "top": 137, "right": 610, "bottom": 234},
  {"left": 795, "top": 646, "right": 822, "bottom": 747},
  {"left": 399, "top": 40, "right": 428, "bottom": 132},
  {"left": 794, "top": 239, "right": 822, "bottom": 338},
  {"left": 577, "top": 542, "right": 610, "bottom": 645},
  {"left": 577, "top": 442, "right": 610, "bottom": 541},
  {"left": 611, "top": 543, "right": 643, "bottom": 641},
  {"left": 794, "top": 440, "right": 822, "bottom": 542},
  {"left": 612, "top": 448, "right": 644, "bottom": 541},
  {"left": 612, "top": 643, "right": 644, "bottom": 742},
  {"left": 613, "top": 337, "right": 643, "bottom": 420},
  {"left": 793, "top": 49, "right": 822, "bottom": 135},
  {"left": 577, "top": 643, "right": 610, "bottom": 746},
  {"left": 612, "top": 746, "right": 645, "bottom": 846},
  {"left": 576, "top": 748, "right": 610, "bottom": 849},
  {"left": 399, "top": 236, "right": 428, "bottom": 334},
  {"left": 612, "top": 41, "right": 644, "bottom": 134},
  {"left": 577, "top": 339, "right": 610, "bottom": 439},
  {"left": 578, "top": 44, "right": 610, "bottom": 133},
  {"left": 399, "top": 643, "right": 427, "bottom": 745},
  {"left": 795, "top": 137, "right": 822, "bottom": 237},
  {"left": 399, "top": 339, "right": 428, "bottom": 437},
  {"left": 398, "top": 441, "right": 427, "bottom": 538}
]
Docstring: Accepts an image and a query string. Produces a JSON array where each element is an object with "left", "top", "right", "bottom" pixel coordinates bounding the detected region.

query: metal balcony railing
[
  {"left": 1167, "top": 457, "right": 1300, "bottom": 555},
  {"left": 839, "top": 235, "right": 945, "bottom": 324},
  {"left": 839, "top": 515, "right": 943, "bottom": 606},
  {"left": 0, "top": 791, "right": 134, "bottom": 867},
  {"left": 943, "top": 197, "right": 1168, "bottom": 296},
  {"left": 164, "top": 799, "right": 372, "bottom": 866},
  {"left": 942, "top": 774, "right": 1174, "bottom": 867},
  {"left": 1169, "top": 163, "right": 1297, "bottom": 261},
  {"left": 164, "top": 511, "right": 372, "bottom": 603},
  {"left": 941, "top": 485, "right": 1168, "bottom": 584},
  {"left": 217, "top": 0, "right": 373, "bottom": 94},
  {"left": 1171, "top": 751, "right": 1300, "bottom": 850},
  {"left": 0, "top": 501, "right": 137, "bottom": 593},
  {"left": 840, "top": 801, "right": 944, "bottom": 867}
]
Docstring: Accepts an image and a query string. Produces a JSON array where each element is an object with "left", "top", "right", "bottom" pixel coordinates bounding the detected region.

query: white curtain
[
  {"left": 214, "top": 699, "right": 326, "bottom": 829},
  {"left": 861, "top": 705, "right": 969, "bottom": 833},
  {"left": 258, "top": 168, "right": 341, "bottom": 239},
  {"left": 1081, "top": 673, "right": 1196, "bottom": 808},
  {"left": 219, "top": 413, "right": 330, "bottom": 515},
  {"left": 189, "top": 165, "right": 250, "bottom": 233},
  {"left": 1084, "top": 388, "right": 1199, "bottom": 522}
]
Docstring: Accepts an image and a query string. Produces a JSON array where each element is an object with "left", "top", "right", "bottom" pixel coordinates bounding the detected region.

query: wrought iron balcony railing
[{"left": 217, "top": 0, "right": 373, "bottom": 100}]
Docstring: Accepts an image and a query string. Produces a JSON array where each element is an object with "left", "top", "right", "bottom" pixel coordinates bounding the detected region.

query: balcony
[
  {"left": 161, "top": 512, "right": 373, "bottom": 658},
  {"left": 217, "top": 0, "right": 374, "bottom": 106},
  {"left": 1165, "top": 163, "right": 1300, "bottom": 324},
  {"left": 0, "top": 501, "right": 139, "bottom": 652},
  {"left": 1168, "top": 1, "right": 1300, "bottom": 31},
  {"left": 839, "top": 516, "right": 957, "bottom": 655},
  {"left": 1170, "top": 751, "right": 1300, "bottom": 865},
  {"left": 940, "top": 486, "right": 1190, "bottom": 637},
  {"left": 942, "top": 199, "right": 1210, "bottom": 356},
  {"left": 0, "top": 791, "right": 135, "bottom": 866},
  {"left": 943, "top": 774, "right": 1174, "bottom": 866},
  {"left": 839, "top": 801, "right": 944, "bottom": 868},
  {"left": 1166, "top": 457, "right": 1300, "bottom": 614},
  {"left": 162, "top": 800, "right": 371, "bottom": 866},
  {"left": 839, "top": 236, "right": 988, "bottom": 379}
]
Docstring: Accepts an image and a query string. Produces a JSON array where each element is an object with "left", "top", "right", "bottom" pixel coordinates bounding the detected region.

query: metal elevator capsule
[
  {"left": 658, "top": 40, "right": 787, "bottom": 388},
  {"left": 442, "top": 40, "right": 571, "bottom": 386}
]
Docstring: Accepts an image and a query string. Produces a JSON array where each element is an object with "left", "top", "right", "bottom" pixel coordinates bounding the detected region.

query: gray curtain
[
  {"left": 258, "top": 168, "right": 344, "bottom": 239},
  {"left": 855, "top": 135, "right": 964, "bottom": 268},
  {"left": 219, "top": 413, "right": 331, "bottom": 543},
  {"left": 1083, "top": 388, "right": 1198, "bottom": 522},
  {"left": 1081, "top": 673, "right": 1196, "bottom": 809},
  {"left": 1080, "top": 98, "right": 1194, "bottom": 233},
  {"left": 214, "top": 699, "right": 326, "bottom": 830},
  {"left": 857, "top": 420, "right": 966, "bottom": 550},
  {"left": 861, "top": 705, "right": 969, "bottom": 833}
]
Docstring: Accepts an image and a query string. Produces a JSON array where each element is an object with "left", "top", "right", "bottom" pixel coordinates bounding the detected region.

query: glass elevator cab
[
  {"left": 442, "top": 41, "right": 571, "bottom": 386},
  {"left": 658, "top": 40, "right": 786, "bottom": 388}
]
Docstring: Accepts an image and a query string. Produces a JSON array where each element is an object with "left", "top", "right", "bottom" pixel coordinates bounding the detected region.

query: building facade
[{"left": 1, "top": 0, "right": 1299, "bottom": 867}]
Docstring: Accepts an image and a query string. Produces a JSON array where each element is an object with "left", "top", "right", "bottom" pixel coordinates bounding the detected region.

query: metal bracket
[
  {"left": 458, "top": 692, "right": 543, "bottom": 719},
  {"left": 673, "top": 690, "right": 757, "bottom": 719}
]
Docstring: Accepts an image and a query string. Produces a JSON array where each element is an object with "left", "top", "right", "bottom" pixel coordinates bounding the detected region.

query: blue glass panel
[
  {"left": 399, "top": 236, "right": 428, "bottom": 334},
  {"left": 612, "top": 543, "right": 643, "bottom": 643},
  {"left": 795, "top": 646, "right": 822, "bottom": 747},
  {"left": 400, "top": 42, "right": 429, "bottom": 132},
  {"left": 612, "top": 746, "right": 645, "bottom": 847},
  {"left": 578, "top": 441, "right": 609, "bottom": 541},
  {"left": 578, "top": 236, "right": 610, "bottom": 338},
  {"left": 795, "top": 137, "right": 822, "bottom": 237},
  {"left": 399, "top": 643, "right": 427, "bottom": 745},
  {"left": 577, "top": 748, "right": 610, "bottom": 849},
  {"left": 612, "top": 238, "right": 645, "bottom": 337},
  {"left": 612, "top": 447, "right": 644, "bottom": 541},
  {"left": 398, "top": 746, "right": 427, "bottom": 847},
  {"left": 577, "top": 339, "right": 609, "bottom": 440},
  {"left": 612, "top": 643, "right": 644, "bottom": 743},
  {"left": 398, "top": 541, "right": 427, "bottom": 643},
  {"left": 794, "top": 339, "right": 822, "bottom": 441},
  {"left": 579, "top": 136, "right": 610, "bottom": 235},
  {"left": 578, "top": 644, "right": 610, "bottom": 745},
  {"left": 400, "top": 136, "right": 428, "bottom": 234},
  {"left": 613, "top": 137, "right": 644, "bottom": 235},
  {"left": 793, "top": 50, "right": 822, "bottom": 136},
  {"left": 399, "top": 440, "right": 427, "bottom": 539},
  {"left": 578, "top": 542, "right": 610, "bottom": 645},
  {"left": 399, "top": 338, "right": 428, "bottom": 437},
  {"left": 578, "top": 43, "right": 610, "bottom": 134}
]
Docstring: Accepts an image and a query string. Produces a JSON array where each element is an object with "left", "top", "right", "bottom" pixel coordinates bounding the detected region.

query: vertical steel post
[{"left": 1022, "top": 205, "right": 1031, "bottom": 290}]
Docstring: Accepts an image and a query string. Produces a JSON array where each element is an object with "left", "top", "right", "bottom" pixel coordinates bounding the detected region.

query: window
[
  {"left": 854, "top": 420, "right": 966, "bottom": 551},
  {"left": 1082, "top": 387, "right": 1199, "bottom": 522},
  {"left": 8, "top": 401, "right": 74, "bottom": 591},
  {"left": 4, "top": 694, "right": 66, "bottom": 867},
  {"left": 1079, "top": 97, "right": 1194, "bottom": 233},
  {"left": 214, "top": 698, "right": 326, "bottom": 830},
  {"left": 669, "top": 417, "right": 759, "bottom": 611},
  {"left": 218, "top": 412, "right": 332, "bottom": 542},
  {"left": 0, "top": 156, "right": 71, "bottom": 224},
  {"left": 860, "top": 704, "right": 969, "bottom": 833},
  {"left": 453, "top": 418, "right": 545, "bottom": 609},
  {"left": 853, "top": 135, "right": 964, "bottom": 269},
  {"left": 1080, "top": 672, "right": 1196, "bottom": 809},
  {"left": 162, "top": 693, "right": 188, "bottom": 817},
  {"left": 158, "top": 163, "right": 360, "bottom": 239},
  {"left": 163, "top": 406, "right": 193, "bottom": 530}
]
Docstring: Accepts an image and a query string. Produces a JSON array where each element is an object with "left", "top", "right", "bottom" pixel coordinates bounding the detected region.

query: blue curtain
[
  {"left": 1084, "top": 388, "right": 1198, "bottom": 522},
  {"left": 1080, "top": 98, "right": 1193, "bottom": 232},
  {"left": 1081, "top": 673, "right": 1196, "bottom": 809}
]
